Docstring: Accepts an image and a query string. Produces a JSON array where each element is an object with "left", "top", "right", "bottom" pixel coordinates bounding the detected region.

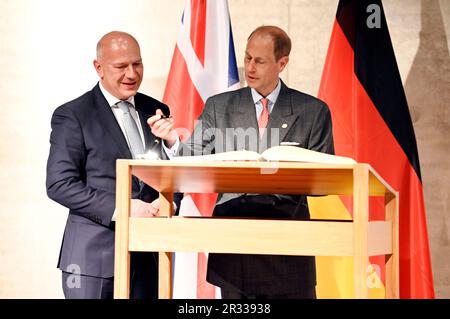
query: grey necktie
[{"left": 116, "top": 101, "right": 144, "bottom": 158}]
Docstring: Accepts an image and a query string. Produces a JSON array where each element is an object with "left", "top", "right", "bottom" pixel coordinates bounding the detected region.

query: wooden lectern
[{"left": 113, "top": 160, "right": 398, "bottom": 299}]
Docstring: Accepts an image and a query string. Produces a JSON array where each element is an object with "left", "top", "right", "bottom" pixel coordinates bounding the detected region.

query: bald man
[{"left": 46, "top": 31, "right": 175, "bottom": 299}]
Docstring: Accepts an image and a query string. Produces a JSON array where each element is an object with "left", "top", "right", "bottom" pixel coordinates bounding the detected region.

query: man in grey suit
[
  {"left": 46, "top": 31, "right": 176, "bottom": 299},
  {"left": 149, "top": 25, "right": 334, "bottom": 299}
]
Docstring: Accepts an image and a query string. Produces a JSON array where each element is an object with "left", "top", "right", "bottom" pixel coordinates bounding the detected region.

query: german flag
[{"left": 311, "top": 0, "right": 434, "bottom": 298}]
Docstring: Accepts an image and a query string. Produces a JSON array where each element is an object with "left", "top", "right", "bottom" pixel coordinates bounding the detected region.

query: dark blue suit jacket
[{"left": 46, "top": 84, "right": 170, "bottom": 278}]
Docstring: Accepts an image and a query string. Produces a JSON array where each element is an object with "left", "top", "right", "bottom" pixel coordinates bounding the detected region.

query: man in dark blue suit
[{"left": 46, "top": 31, "right": 175, "bottom": 299}]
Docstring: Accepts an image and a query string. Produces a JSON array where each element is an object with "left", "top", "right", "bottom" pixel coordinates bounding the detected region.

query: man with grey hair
[
  {"left": 149, "top": 25, "right": 335, "bottom": 298},
  {"left": 46, "top": 31, "right": 176, "bottom": 298}
]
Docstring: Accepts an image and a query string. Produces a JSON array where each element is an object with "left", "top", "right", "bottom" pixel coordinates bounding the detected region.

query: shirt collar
[
  {"left": 99, "top": 82, "right": 135, "bottom": 108},
  {"left": 250, "top": 79, "right": 281, "bottom": 105}
]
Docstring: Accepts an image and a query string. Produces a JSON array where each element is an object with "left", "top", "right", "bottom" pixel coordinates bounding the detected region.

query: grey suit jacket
[
  {"left": 179, "top": 81, "right": 335, "bottom": 295},
  {"left": 180, "top": 80, "right": 335, "bottom": 205}
]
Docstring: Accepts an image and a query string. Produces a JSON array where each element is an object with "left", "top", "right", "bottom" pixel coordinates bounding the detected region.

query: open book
[{"left": 168, "top": 145, "right": 356, "bottom": 164}]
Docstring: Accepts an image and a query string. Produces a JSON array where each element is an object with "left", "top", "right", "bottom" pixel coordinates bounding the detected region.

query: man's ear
[
  {"left": 278, "top": 56, "right": 289, "bottom": 73},
  {"left": 93, "top": 59, "right": 103, "bottom": 78}
]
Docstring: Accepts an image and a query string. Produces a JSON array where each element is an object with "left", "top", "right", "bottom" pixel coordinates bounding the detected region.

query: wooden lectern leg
[
  {"left": 159, "top": 252, "right": 173, "bottom": 299},
  {"left": 158, "top": 192, "right": 174, "bottom": 299},
  {"left": 353, "top": 164, "right": 369, "bottom": 299},
  {"left": 385, "top": 193, "right": 399, "bottom": 298},
  {"left": 114, "top": 161, "right": 132, "bottom": 299},
  {"left": 159, "top": 192, "right": 174, "bottom": 218}
]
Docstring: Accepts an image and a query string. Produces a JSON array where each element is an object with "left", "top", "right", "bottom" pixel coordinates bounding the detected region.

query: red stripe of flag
[
  {"left": 189, "top": 0, "right": 206, "bottom": 66},
  {"left": 163, "top": 46, "right": 204, "bottom": 139}
]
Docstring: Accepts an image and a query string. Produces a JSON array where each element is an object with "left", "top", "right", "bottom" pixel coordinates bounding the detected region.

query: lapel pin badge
[{"left": 281, "top": 123, "right": 288, "bottom": 129}]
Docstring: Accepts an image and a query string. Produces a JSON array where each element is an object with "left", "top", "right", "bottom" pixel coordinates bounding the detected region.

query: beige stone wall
[
  {"left": 401, "top": 0, "right": 450, "bottom": 298},
  {"left": 0, "top": 0, "right": 448, "bottom": 298}
]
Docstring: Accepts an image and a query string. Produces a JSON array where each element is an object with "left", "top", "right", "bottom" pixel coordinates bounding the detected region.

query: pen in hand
[
  {"left": 149, "top": 113, "right": 172, "bottom": 152},
  {"left": 146, "top": 110, "right": 176, "bottom": 153}
]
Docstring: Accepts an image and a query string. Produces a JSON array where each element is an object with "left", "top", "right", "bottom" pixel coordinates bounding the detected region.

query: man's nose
[
  {"left": 246, "top": 60, "right": 256, "bottom": 73},
  {"left": 125, "top": 65, "right": 137, "bottom": 78}
]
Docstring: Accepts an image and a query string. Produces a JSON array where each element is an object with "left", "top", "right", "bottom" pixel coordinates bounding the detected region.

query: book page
[
  {"left": 170, "top": 149, "right": 262, "bottom": 162},
  {"left": 137, "top": 145, "right": 355, "bottom": 164},
  {"left": 261, "top": 145, "right": 356, "bottom": 164}
]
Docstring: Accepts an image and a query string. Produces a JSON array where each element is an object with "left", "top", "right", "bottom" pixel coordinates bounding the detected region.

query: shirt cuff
[{"left": 162, "top": 136, "right": 180, "bottom": 159}]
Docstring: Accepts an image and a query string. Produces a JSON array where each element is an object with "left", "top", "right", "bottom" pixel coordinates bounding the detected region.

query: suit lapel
[
  {"left": 134, "top": 95, "right": 166, "bottom": 160},
  {"left": 229, "top": 88, "right": 260, "bottom": 152},
  {"left": 92, "top": 85, "right": 132, "bottom": 159},
  {"left": 134, "top": 96, "right": 158, "bottom": 153},
  {"left": 229, "top": 88, "right": 258, "bottom": 128}
]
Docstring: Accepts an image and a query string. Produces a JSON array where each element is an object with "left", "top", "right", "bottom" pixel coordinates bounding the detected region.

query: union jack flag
[{"left": 163, "top": 0, "right": 240, "bottom": 299}]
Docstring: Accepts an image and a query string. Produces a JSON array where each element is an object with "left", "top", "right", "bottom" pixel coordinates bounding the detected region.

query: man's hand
[
  {"left": 130, "top": 198, "right": 160, "bottom": 218},
  {"left": 147, "top": 109, "right": 177, "bottom": 148}
]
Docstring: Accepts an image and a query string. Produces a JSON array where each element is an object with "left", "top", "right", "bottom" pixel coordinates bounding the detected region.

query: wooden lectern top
[{"left": 129, "top": 160, "right": 395, "bottom": 198}]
